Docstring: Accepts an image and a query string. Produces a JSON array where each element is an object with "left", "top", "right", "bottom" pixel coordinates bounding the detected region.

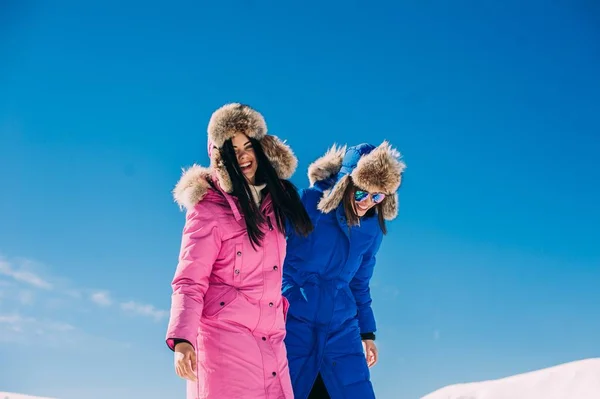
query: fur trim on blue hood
[{"left": 307, "top": 142, "right": 406, "bottom": 220}]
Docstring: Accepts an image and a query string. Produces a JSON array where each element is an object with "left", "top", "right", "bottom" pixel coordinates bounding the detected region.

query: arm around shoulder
[{"left": 165, "top": 205, "right": 221, "bottom": 351}]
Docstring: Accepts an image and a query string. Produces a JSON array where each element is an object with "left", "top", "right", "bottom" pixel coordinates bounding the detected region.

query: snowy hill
[
  {"left": 3, "top": 359, "right": 600, "bottom": 399},
  {"left": 0, "top": 393, "right": 55, "bottom": 399},
  {"left": 422, "top": 358, "right": 600, "bottom": 399}
]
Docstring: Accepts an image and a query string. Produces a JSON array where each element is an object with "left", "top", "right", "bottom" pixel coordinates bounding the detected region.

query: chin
[
  {"left": 244, "top": 172, "right": 257, "bottom": 183},
  {"left": 354, "top": 203, "right": 370, "bottom": 217}
]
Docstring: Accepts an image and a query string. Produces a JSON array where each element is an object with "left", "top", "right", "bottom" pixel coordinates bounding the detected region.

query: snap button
[
  {"left": 262, "top": 337, "right": 266, "bottom": 341},
  {"left": 272, "top": 372, "right": 277, "bottom": 377},
  {"left": 273, "top": 266, "right": 278, "bottom": 271},
  {"left": 269, "top": 302, "right": 273, "bottom": 307},
  {"left": 234, "top": 269, "right": 240, "bottom": 274},
  {"left": 237, "top": 251, "right": 242, "bottom": 256},
  {"left": 220, "top": 302, "right": 225, "bottom": 306}
]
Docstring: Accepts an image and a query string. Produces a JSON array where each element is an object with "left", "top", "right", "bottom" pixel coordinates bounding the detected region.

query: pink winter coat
[{"left": 166, "top": 166, "right": 293, "bottom": 399}]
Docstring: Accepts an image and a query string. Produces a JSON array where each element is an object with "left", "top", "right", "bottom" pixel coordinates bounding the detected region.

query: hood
[
  {"left": 172, "top": 103, "right": 299, "bottom": 211},
  {"left": 207, "top": 103, "right": 297, "bottom": 193},
  {"left": 307, "top": 141, "right": 406, "bottom": 220},
  {"left": 172, "top": 165, "right": 214, "bottom": 210},
  {"left": 172, "top": 165, "right": 245, "bottom": 221}
]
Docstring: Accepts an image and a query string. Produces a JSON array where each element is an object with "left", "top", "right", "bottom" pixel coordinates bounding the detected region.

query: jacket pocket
[
  {"left": 203, "top": 286, "right": 239, "bottom": 318},
  {"left": 334, "top": 352, "right": 370, "bottom": 388},
  {"left": 233, "top": 243, "right": 243, "bottom": 285}
]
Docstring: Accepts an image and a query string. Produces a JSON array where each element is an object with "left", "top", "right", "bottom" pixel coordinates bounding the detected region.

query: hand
[
  {"left": 174, "top": 341, "right": 197, "bottom": 382},
  {"left": 362, "top": 339, "right": 378, "bottom": 368}
]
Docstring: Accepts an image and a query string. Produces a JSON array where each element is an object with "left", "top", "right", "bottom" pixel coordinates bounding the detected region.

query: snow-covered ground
[
  {"left": 422, "top": 358, "right": 600, "bottom": 399},
  {"left": 3, "top": 358, "right": 600, "bottom": 399},
  {"left": 0, "top": 393, "right": 55, "bottom": 399}
]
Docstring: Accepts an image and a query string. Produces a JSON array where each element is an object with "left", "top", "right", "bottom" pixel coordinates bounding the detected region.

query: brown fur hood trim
[
  {"left": 309, "top": 141, "right": 406, "bottom": 220},
  {"left": 207, "top": 103, "right": 297, "bottom": 193},
  {"left": 172, "top": 165, "right": 212, "bottom": 211},
  {"left": 208, "top": 103, "right": 267, "bottom": 148},
  {"left": 308, "top": 144, "right": 347, "bottom": 186}
]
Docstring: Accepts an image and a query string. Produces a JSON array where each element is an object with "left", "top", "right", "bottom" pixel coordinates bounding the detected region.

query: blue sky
[{"left": 1, "top": 1, "right": 599, "bottom": 398}]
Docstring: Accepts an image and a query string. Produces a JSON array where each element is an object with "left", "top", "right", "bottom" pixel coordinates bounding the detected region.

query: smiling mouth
[
  {"left": 356, "top": 202, "right": 369, "bottom": 212},
  {"left": 240, "top": 161, "right": 252, "bottom": 172}
]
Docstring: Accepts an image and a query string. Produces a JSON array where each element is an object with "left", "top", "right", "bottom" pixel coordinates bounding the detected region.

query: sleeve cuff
[
  {"left": 361, "top": 332, "right": 376, "bottom": 341},
  {"left": 166, "top": 338, "right": 193, "bottom": 351}
]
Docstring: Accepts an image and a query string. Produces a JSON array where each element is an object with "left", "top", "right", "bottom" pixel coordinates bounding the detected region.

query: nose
[
  {"left": 237, "top": 149, "right": 249, "bottom": 160},
  {"left": 359, "top": 195, "right": 373, "bottom": 208}
]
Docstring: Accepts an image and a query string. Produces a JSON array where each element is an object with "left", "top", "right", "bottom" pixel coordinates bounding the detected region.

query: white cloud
[
  {"left": 0, "top": 312, "right": 124, "bottom": 354},
  {"left": 121, "top": 300, "right": 168, "bottom": 322},
  {"left": 0, "top": 313, "right": 36, "bottom": 335},
  {"left": 0, "top": 252, "right": 167, "bottom": 336},
  {"left": 17, "top": 290, "right": 35, "bottom": 305},
  {"left": 0, "top": 313, "right": 35, "bottom": 325},
  {"left": 89, "top": 291, "right": 169, "bottom": 322},
  {"left": 0, "top": 258, "right": 52, "bottom": 289},
  {"left": 0, "top": 314, "right": 73, "bottom": 331},
  {"left": 90, "top": 291, "right": 112, "bottom": 307},
  {"left": 0, "top": 313, "right": 76, "bottom": 344},
  {"left": 46, "top": 321, "right": 76, "bottom": 332}
]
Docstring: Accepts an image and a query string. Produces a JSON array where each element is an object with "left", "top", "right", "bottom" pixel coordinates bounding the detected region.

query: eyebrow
[{"left": 233, "top": 140, "right": 251, "bottom": 149}]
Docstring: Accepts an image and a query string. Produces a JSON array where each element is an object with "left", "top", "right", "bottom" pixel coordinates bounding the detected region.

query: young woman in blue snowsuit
[{"left": 282, "top": 142, "right": 406, "bottom": 399}]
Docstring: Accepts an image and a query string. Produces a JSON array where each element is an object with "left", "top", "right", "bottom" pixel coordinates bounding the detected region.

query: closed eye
[{"left": 233, "top": 140, "right": 253, "bottom": 155}]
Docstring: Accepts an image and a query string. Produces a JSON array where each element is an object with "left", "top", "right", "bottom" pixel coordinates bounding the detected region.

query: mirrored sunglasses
[{"left": 354, "top": 190, "right": 386, "bottom": 204}]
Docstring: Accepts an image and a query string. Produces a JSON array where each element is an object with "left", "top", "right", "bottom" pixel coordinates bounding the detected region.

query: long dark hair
[
  {"left": 220, "top": 137, "right": 313, "bottom": 247},
  {"left": 342, "top": 177, "right": 387, "bottom": 234}
]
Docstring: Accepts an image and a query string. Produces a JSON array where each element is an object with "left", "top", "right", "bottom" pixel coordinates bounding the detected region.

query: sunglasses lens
[
  {"left": 354, "top": 190, "right": 369, "bottom": 202},
  {"left": 372, "top": 193, "right": 386, "bottom": 203}
]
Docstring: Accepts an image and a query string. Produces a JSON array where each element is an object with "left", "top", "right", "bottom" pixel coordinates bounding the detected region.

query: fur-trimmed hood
[
  {"left": 173, "top": 103, "right": 298, "bottom": 210},
  {"left": 172, "top": 164, "right": 213, "bottom": 211},
  {"left": 308, "top": 142, "right": 406, "bottom": 220},
  {"left": 172, "top": 164, "right": 247, "bottom": 223},
  {"left": 207, "top": 103, "right": 297, "bottom": 194}
]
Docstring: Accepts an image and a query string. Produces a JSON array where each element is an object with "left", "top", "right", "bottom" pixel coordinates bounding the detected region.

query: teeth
[{"left": 240, "top": 162, "right": 251, "bottom": 168}]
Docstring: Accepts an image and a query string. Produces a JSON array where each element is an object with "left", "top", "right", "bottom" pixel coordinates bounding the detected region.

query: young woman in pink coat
[{"left": 165, "top": 103, "right": 313, "bottom": 399}]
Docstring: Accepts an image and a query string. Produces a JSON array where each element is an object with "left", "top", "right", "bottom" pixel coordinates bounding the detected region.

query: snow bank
[
  {"left": 422, "top": 358, "right": 600, "bottom": 399},
  {"left": 4, "top": 358, "right": 600, "bottom": 399},
  {"left": 0, "top": 393, "right": 55, "bottom": 399}
]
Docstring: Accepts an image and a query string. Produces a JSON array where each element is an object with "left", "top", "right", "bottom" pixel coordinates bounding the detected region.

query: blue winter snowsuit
[{"left": 283, "top": 144, "right": 384, "bottom": 399}]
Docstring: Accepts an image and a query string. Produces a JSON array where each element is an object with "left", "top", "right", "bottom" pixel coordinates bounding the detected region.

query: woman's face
[
  {"left": 353, "top": 188, "right": 386, "bottom": 217},
  {"left": 231, "top": 133, "right": 258, "bottom": 184}
]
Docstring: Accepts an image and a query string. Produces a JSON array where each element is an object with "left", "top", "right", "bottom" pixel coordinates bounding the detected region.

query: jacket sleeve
[
  {"left": 349, "top": 232, "right": 383, "bottom": 335},
  {"left": 284, "top": 188, "right": 306, "bottom": 238},
  {"left": 165, "top": 206, "right": 221, "bottom": 351}
]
